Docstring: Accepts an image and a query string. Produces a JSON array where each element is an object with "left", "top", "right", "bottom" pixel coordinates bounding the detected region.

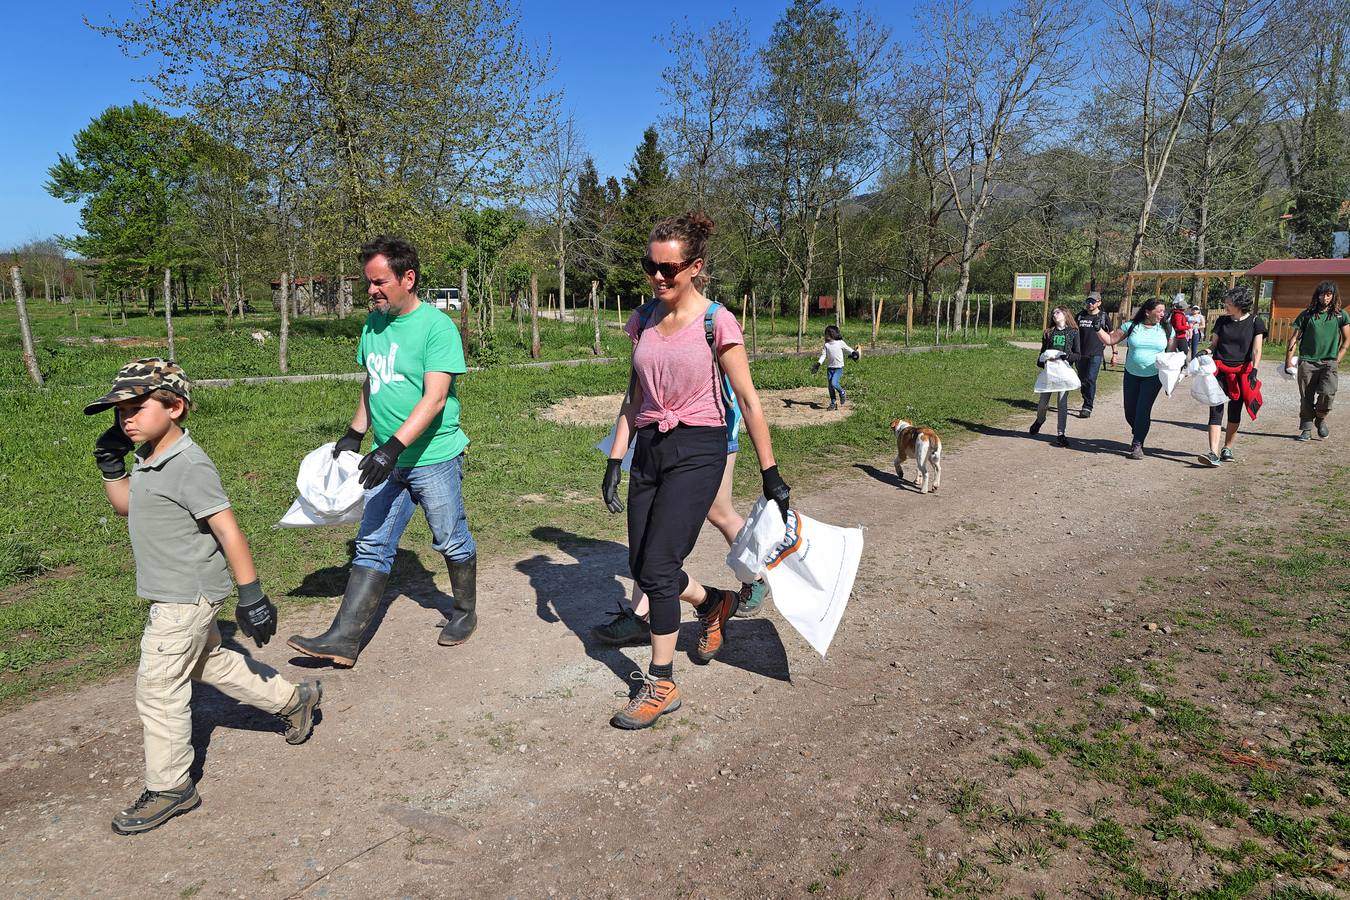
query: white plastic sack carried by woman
[
  {"left": 277, "top": 442, "right": 365, "bottom": 528},
  {"left": 1034, "top": 351, "right": 1081, "bottom": 393},
  {"left": 1154, "top": 351, "right": 1187, "bottom": 396},
  {"left": 1187, "top": 355, "right": 1229, "bottom": 406},
  {"left": 727, "top": 496, "right": 863, "bottom": 657}
]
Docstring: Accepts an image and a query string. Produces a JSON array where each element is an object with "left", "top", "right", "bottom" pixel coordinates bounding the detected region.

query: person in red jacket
[{"left": 1170, "top": 298, "right": 1193, "bottom": 359}]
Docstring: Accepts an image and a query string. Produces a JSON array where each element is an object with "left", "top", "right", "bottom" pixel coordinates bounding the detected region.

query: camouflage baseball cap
[{"left": 83, "top": 358, "right": 192, "bottom": 415}]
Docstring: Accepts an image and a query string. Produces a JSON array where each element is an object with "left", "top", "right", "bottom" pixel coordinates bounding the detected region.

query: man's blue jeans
[
  {"left": 1076, "top": 354, "right": 1103, "bottom": 411},
  {"left": 353, "top": 454, "right": 476, "bottom": 573}
]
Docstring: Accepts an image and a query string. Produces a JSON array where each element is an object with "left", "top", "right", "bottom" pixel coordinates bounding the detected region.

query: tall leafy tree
[{"left": 608, "top": 127, "right": 672, "bottom": 299}]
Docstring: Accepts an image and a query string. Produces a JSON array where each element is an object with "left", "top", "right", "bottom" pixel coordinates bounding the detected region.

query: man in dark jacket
[{"left": 1075, "top": 292, "right": 1110, "bottom": 417}]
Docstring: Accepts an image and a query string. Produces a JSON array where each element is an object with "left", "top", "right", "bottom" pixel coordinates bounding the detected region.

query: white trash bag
[
  {"left": 277, "top": 442, "right": 366, "bottom": 528},
  {"left": 1034, "top": 351, "right": 1081, "bottom": 393},
  {"left": 1154, "top": 351, "right": 1187, "bottom": 396},
  {"left": 1282, "top": 355, "right": 1299, "bottom": 381},
  {"left": 1186, "top": 355, "right": 1229, "bottom": 406},
  {"left": 594, "top": 421, "right": 636, "bottom": 472},
  {"left": 727, "top": 496, "right": 863, "bottom": 657}
]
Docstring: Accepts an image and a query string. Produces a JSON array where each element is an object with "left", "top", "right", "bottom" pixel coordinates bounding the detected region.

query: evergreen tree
[
  {"left": 608, "top": 127, "right": 671, "bottom": 299},
  {"left": 567, "top": 157, "right": 613, "bottom": 293}
]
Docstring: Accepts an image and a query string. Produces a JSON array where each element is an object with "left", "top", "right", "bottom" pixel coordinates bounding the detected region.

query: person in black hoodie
[
  {"left": 1075, "top": 292, "right": 1110, "bottom": 417},
  {"left": 1030, "top": 306, "right": 1080, "bottom": 447}
]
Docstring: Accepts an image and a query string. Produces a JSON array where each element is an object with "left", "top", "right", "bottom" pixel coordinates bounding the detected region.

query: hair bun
[{"left": 686, "top": 211, "right": 715, "bottom": 240}]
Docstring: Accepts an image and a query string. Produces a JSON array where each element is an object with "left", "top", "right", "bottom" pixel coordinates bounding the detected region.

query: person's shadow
[
  {"left": 189, "top": 620, "right": 320, "bottom": 784},
  {"left": 286, "top": 542, "right": 450, "bottom": 668},
  {"left": 780, "top": 397, "right": 826, "bottom": 410},
  {"left": 522, "top": 526, "right": 792, "bottom": 686}
]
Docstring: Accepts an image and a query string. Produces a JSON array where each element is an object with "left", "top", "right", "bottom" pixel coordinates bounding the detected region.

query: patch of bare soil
[
  {"left": 539, "top": 386, "right": 853, "bottom": 428},
  {"left": 0, "top": 370, "right": 1338, "bottom": 898}
]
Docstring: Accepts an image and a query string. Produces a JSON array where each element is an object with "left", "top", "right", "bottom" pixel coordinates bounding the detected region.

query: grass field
[{"left": 0, "top": 314, "right": 1054, "bottom": 705}]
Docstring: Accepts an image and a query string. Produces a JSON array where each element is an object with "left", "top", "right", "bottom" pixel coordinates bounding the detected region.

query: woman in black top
[
  {"left": 1198, "top": 285, "right": 1265, "bottom": 467},
  {"left": 1030, "top": 306, "right": 1080, "bottom": 447}
]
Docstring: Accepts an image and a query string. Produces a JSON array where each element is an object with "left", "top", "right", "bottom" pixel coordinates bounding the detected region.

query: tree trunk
[
  {"left": 9, "top": 266, "right": 44, "bottom": 386},
  {"left": 529, "top": 273, "right": 541, "bottom": 360},
  {"left": 459, "top": 268, "right": 471, "bottom": 358},
  {"left": 591, "top": 281, "right": 601, "bottom": 356},
  {"left": 750, "top": 289, "right": 758, "bottom": 359},
  {"left": 163, "top": 268, "right": 177, "bottom": 361},
  {"left": 557, "top": 220, "right": 566, "bottom": 320},
  {"left": 833, "top": 205, "right": 845, "bottom": 329},
  {"left": 278, "top": 272, "right": 290, "bottom": 375}
]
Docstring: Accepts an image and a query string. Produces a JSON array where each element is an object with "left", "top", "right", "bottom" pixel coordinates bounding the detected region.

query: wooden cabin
[{"left": 1245, "top": 259, "right": 1350, "bottom": 342}]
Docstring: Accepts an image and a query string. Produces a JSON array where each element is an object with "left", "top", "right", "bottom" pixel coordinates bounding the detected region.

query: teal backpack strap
[{"left": 703, "top": 302, "right": 742, "bottom": 433}]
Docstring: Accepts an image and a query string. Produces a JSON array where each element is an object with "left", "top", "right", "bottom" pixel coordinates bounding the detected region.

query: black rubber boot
[
  {"left": 287, "top": 566, "right": 387, "bottom": 667},
  {"left": 438, "top": 554, "right": 478, "bottom": 646}
]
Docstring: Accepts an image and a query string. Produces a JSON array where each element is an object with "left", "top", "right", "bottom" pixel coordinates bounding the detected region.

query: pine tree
[{"left": 608, "top": 127, "right": 671, "bottom": 299}]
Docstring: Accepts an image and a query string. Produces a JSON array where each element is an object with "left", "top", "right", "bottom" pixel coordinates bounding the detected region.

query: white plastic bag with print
[
  {"left": 277, "top": 442, "right": 365, "bottom": 528},
  {"left": 1033, "top": 352, "right": 1081, "bottom": 393},
  {"left": 1186, "top": 355, "right": 1229, "bottom": 406},
  {"left": 1155, "top": 351, "right": 1187, "bottom": 396},
  {"left": 594, "top": 422, "right": 636, "bottom": 472},
  {"left": 727, "top": 496, "right": 863, "bottom": 657}
]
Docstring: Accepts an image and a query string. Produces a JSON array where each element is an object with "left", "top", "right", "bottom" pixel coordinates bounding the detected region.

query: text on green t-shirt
[{"left": 357, "top": 302, "right": 469, "bottom": 467}]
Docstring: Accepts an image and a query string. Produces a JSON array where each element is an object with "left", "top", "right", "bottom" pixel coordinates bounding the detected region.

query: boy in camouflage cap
[{"left": 86, "top": 358, "right": 322, "bottom": 835}]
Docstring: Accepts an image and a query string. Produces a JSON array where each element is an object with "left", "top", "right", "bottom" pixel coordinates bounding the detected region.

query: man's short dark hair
[{"left": 360, "top": 236, "right": 420, "bottom": 291}]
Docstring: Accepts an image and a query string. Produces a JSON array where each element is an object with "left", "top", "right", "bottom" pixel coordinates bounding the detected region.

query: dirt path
[{"left": 0, "top": 364, "right": 1323, "bottom": 898}]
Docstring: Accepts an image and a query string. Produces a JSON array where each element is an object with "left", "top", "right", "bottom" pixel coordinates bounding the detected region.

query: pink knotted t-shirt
[{"left": 624, "top": 303, "right": 744, "bottom": 432}]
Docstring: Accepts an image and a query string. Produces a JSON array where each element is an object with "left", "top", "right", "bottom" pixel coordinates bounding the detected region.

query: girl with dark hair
[
  {"left": 812, "top": 323, "right": 859, "bottom": 410},
  {"left": 1285, "top": 280, "right": 1349, "bottom": 441},
  {"left": 1030, "top": 306, "right": 1080, "bottom": 447},
  {"left": 1096, "top": 298, "right": 1177, "bottom": 459},
  {"left": 600, "top": 212, "right": 790, "bottom": 729},
  {"left": 1198, "top": 285, "right": 1265, "bottom": 466}
]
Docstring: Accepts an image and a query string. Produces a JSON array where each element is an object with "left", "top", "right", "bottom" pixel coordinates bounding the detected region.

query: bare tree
[
  {"left": 529, "top": 116, "right": 584, "bottom": 318},
  {"left": 9, "top": 266, "right": 44, "bottom": 386},
  {"left": 163, "top": 267, "right": 177, "bottom": 360}
]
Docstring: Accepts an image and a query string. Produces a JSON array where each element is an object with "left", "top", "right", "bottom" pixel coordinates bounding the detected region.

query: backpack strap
[{"left": 704, "top": 302, "right": 741, "bottom": 430}]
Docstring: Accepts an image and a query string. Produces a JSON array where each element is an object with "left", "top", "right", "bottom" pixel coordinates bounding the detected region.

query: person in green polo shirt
[
  {"left": 1285, "top": 280, "right": 1350, "bottom": 441},
  {"left": 289, "top": 236, "right": 479, "bottom": 667}
]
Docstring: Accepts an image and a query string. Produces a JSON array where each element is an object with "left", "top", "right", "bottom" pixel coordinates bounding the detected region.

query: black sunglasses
[{"left": 640, "top": 256, "right": 698, "bottom": 279}]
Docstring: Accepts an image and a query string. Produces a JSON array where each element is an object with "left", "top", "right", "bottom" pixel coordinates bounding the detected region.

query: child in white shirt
[{"left": 811, "top": 324, "right": 859, "bottom": 410}]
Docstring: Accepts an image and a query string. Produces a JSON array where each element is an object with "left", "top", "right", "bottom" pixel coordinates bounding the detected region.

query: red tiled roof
[{"left": 1244, "top": 258, "right": 1350, "bottom": 277}]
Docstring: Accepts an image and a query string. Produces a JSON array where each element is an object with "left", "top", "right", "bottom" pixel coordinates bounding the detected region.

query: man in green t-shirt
[
  {"left": 1285, "top": 280, "right": 1350, "bottom": 441},
  {"left": 289, "top": 236, "right": 479, "bottom": 667}
]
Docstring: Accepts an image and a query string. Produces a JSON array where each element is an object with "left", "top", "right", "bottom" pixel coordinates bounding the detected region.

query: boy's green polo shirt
[
  {"left": 357, "top": 302, "right": 469, "bottom": 467},
  {"left": 127, "top": 431, "right": 235, "bottom": 603},
  {"left": 1294, "top": 309, "right": 1349, "bottom": 361}
]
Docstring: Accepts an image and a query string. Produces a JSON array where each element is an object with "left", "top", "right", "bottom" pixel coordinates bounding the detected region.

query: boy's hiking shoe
[
  {"left": 695, "top": 587, "right": 738, "bottom": 663},
  {"left": 278, "top": 680, "right": 322, "bottom": 745},
  {"left": 1219, "top": 447, "right": 1235, "bottom": 462},
  {"left": 1199, "top": 451, "right": 1221, "bottom": 467},
  {"left": 733, "top": 580, "right": 768, "bottom": 619},
  {"left": 591, "top": 605, "right": 650, "bottom": 646},
  {"left": 1317, "top": 419, "right": 1330, "bottom": 438},
  {"left": 1296, "top": 429, "right": 1313, "bottom": 442},
  {"left": 112, "top": 780, "right": 200, "bottom": 835},
  {"left": 610, "top": 672, "right": 681, "bottom": 730}
]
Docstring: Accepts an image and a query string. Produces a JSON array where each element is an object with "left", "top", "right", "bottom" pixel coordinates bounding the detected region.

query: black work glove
[
  {"left": 761, "top": 466, "right": 791, "bottom": 522},
  {"left": 602, "top": 458, "right": 625, "bottom": 513},
  {"left": 358, "top": 436, "right": 405, "bottom": 489},
  {"left": 810, "top": 362, "right": 821, "bottom": 375},
  {"left": 234, "top": 580, "right": 277, "bottom": 648},
  {"left": 93, "top": 423, "right": 136, "bottom": 481},
  {"left": 333, "top": 426, "right": 365, "bottom": 457}
]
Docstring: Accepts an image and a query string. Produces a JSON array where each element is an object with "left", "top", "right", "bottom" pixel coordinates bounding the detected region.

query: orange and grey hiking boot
[
  {"left": 611, "top": 671, "right": 682, "bottom": 729},
  {"left": 695, "top": 586, "right": 739, "bottom": 663}
]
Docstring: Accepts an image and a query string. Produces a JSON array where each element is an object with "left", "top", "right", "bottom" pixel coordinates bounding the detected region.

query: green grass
[{"left": 0, "top": 336, "right": 1041, "bottom": 704}]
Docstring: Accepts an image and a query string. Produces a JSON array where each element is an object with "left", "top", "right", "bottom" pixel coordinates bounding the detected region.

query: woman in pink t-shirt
[{"left": 600, "top": 211, "right": 789, "bottom": 730}]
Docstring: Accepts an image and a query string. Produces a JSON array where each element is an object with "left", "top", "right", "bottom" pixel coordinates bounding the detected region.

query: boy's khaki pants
[{"left": 137, "top": 596, "right": 296, "bottom": 791}]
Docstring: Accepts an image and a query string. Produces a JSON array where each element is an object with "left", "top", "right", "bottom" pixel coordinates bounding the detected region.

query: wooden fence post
[
  {"left": 591, "top": 281, "right": 601, "bottom": 356},
  {"left": 9, "top": 266, "right": 43, "bottom": 386},
  {"left": 529, "top": 274, "right": 541, "bottom": 360},
  {"left": 163, "top": 268, "right": 176, "bottom": 361},
  {"left": 750, "top": 289, "right": 759, "bottom": 359},
  {"left": 869, "top": 290, "right": 878, "bottom": 348},
  {"left": 905, "top": 292, "right": 912, "bottom": 347}
]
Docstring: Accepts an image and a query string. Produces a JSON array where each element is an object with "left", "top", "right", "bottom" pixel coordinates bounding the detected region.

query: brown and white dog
[{"left": 891, "top": 419, "right": 943, "bottom": 494}]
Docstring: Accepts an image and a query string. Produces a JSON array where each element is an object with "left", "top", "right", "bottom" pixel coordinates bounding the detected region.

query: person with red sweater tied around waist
[
  {"left": 600, "top": 212, "right": 790, "bottom": 730},
  {"left": 1198, "top": 285, "right": 1265, "bottom": 467}
]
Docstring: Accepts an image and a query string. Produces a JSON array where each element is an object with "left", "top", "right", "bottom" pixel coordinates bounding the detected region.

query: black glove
[
  {"left": 602, "top": 458, "right": 625, "bottom": 513},
  {"left": 333, "top": 426, "right": 365, "bottom": 457},
  {"left": 761, "top": 466, "right": 791, "bottom": 522},
  {"left": 93, "top": 423, "right": 136, "bottom": 481},
  {"left": 234, "top": 580, "right": 277, "bottom": 648},
  {"left": 358, "top": 436, "right": 405, "bottom": 489},
  {"left": 849, "top": 349, "right": 860, "bottom": 361},
  {"left": 810, "top": 362, "right": 821, "bottom": 375}
]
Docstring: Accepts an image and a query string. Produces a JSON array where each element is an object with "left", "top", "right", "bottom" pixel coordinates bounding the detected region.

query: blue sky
[{"left": 0, "top": 1, "right": 923, "bottom": 250}]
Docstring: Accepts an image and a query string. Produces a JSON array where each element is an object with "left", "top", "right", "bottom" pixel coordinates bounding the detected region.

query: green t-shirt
[
  {"left": 1294, "top": 309, "right": 1349, "bottom": 361},
  {"left": 357, "top": 302, "right": 468, "bottom": 467},
  {"left": 1122, "top": 321, "right": 1169, "bottom": 377}
]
